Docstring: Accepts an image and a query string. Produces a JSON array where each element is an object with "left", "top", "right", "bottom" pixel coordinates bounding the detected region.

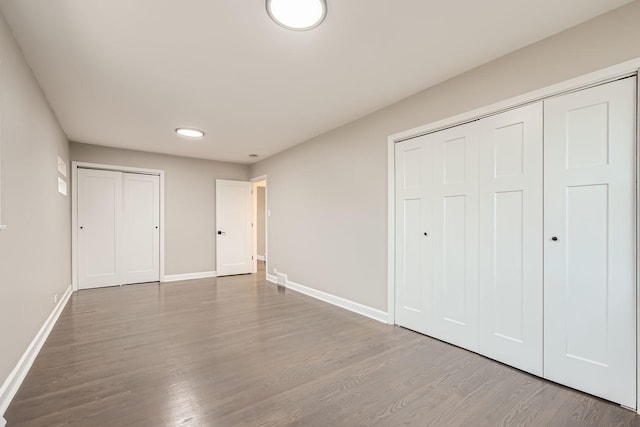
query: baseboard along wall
[
  {"left": 265, "top": 271, "right": 388, "bottom": 324},
  {"left": 162, "top": 271, "right": 217, "bottom": 282},
  {"left": 0, "top": 285, "right": 72, "bottom": 418}
]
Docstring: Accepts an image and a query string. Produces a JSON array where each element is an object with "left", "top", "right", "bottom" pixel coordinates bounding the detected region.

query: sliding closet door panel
[
  {"left": 395, "top": 137, "right": 432, "bottom": 334},
  {"left": 478, "top": 102, "right": 543, "bottom": 375},
  {"left": 78, "top": 168, "right": 123, "bottom": 289},
  {"left": 430, "top": 121, "right": 479, "bottom": 350},
  {"left": 122, "top": 173, "right": 160, "bottom": 284},
  {"left": 544, "top": 77, "right": 636, "bottom": 407}
]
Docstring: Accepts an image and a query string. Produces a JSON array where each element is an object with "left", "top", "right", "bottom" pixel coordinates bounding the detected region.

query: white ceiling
[{"left": 0, "top": 0, "right": 632, "bottom": 164}]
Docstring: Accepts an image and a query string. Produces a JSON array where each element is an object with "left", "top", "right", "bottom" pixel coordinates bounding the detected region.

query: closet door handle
[{"left": 551, "top": 236, "right": 558, "bottom": 241}]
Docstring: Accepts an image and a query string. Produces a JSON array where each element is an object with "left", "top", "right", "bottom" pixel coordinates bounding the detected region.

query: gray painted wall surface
[
  {"left": 0, "top": 13, "right": 71, "bottom": 385},
  {"left": 70, "top": 142, "right": 249, "bottom": 276},
  {"left": 257, "top": 186, "right": 266, "bottom": 257},
  {"left": 250, "top": 1, "right": 640, "bottom": 312}
]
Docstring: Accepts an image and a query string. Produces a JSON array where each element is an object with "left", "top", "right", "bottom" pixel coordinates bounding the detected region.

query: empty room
[{"left": 1, "top": 0, "right": 640, "bottom": 426}]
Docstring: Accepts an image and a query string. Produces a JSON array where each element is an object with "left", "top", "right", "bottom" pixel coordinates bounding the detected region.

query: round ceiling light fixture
[
  {"left": 175, "top": 127, "right": 205, "bottom": 139},
  {"left": 266, "top": 0, "right": 327, "bottom": 31}
]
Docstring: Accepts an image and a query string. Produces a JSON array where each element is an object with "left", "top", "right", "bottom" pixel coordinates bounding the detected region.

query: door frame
[
  {"left": 251, "top": 175, "right": 268, "bottom": 275},
  {"left": 387, "top": 58, "right": 640, "bottom": 412},
  {"left": 71, "top": 161, "right": 166, "bottom": 291}
]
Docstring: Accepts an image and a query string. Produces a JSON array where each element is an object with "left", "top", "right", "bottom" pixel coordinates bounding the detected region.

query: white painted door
[
  {"left": 216, "top": 179, "right": 252, "bottom": 276},
  {"left": 395, "top": 135, "right": 432, "bottom": 334},
  {"left": 544, "top": 77, "right": 636, "bottom": 407},
  {"left": 78, "top": 168, "right": 123, "bottom": 289},
  {"left": 429, "top": 121, "right": 480, "bottom": 351},
  {"left": 122, "top": 173, "right": 160, "bottom": 284},
  {"left": 478, "top": 102, "right": 543, "bottom": 375}
]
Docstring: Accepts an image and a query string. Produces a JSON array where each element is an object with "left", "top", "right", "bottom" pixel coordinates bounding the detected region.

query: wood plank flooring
[{"left": 5, "top": 264, "right": 640, "bottom": 426}]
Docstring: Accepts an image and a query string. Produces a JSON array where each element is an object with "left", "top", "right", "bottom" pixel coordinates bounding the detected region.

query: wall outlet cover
[{"left": 277, "top": 273, "right": 287, "bottom": 286}]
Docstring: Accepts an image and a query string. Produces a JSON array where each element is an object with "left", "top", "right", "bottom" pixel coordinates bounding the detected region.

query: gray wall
[
  {"left": 70, "top": 142, "right": 250, "bottom": 275},
  {"left": 250, "top": 1, "right": 640, "bottom": 312},
  {"left": 0, "top": 13, "right": 71, "bottom": 386},
  {"left": 257, "top": 186, "right": 266, "bottom": 257}
]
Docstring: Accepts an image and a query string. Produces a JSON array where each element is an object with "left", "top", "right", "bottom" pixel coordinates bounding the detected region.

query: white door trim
[
  {"left": 636, "top": 71, "right": 640, "bottom": 414},
  {"left": 251, "top": 175, "right": 268, "bottom": 276},
  {"left": 72, "top": 161, "right": 166, "bottom": 290},
  {"left": 387, "top": 57, "right": 640, "bottom": 412}
]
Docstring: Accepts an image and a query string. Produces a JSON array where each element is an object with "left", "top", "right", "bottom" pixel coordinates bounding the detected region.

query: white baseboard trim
[
  {"left": 162, "top": 271, "right": 217, "bottom": 282},
  {"left": 256, "top": 255, "right": 265, "bottom": 261},
  {"left": 285, "top": 279, "right": 388, "bottom": 324},
  {"left": 1, "top": 416, "right": 5, "bottom": 427},
  {"left": 266, "top": 274, "right": 278, "bottom": 285},
  {"left": 0, "top": 284, "right": 72, "bottom": 418}
]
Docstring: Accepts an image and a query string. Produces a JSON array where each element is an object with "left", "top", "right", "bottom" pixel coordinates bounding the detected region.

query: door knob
[
  {"left": 551, "top": 236, "right": 558, "bottom": 241},
  {"left": 155, "top": 226, "right": 159, "bottom": 229},
  {"left": 218, "top": 230, "right": 225, "bottom": 235},
  {"left": 423, "top": 232, "right": 428, "bottom": 236},
  {"left": 80, "top": 226, "right": 84, "bottom": 230}
]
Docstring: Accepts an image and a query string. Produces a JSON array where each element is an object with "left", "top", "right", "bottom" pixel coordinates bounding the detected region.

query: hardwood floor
[{"left": 5, "top": 264, "right": 640, "bottom": 426}]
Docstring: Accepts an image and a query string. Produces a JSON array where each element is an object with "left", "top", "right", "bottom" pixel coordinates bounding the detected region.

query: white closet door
[
  {"left": 478, "top": 103, "right": 543, "bottom": 375},
  {"left": 78, "top": 168, "right": 123, "bottom": 289},
  {"left": 122, "top": 173, "right": 160, "bottom": 284},
  {"left": 216, "top": 179, "right": 253, "bottom": 276},
  {"left": 395, "top": 136, "right": 432, "bottom": 334},
  {"left": 429, "top": 121, "right": 480, "bottom": 350},
  {"left": 544, "top": 77, "right": 636, "bottom": 407}
]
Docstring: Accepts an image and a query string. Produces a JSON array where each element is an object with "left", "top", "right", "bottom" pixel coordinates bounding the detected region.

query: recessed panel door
[
  {"left": 478, "top": 102, "right": 543, "bottom": 375},
  {"left": 429, "top": 121, "right": 479, "bottom": 351},
  {"left": 122, "top": 173, "right": 160, "bottom": 284},
  {"left": 544, "top": 77, "right": 636, "bottom": 407},
  {"left": 395, "top": 136, "right": 432, "bottom": 334},
  {"left": 216, "top": 179, "right": 252, "bottom": 276},
  {"left": 78, "top": 168, "right": 123, "bottom": 289}
]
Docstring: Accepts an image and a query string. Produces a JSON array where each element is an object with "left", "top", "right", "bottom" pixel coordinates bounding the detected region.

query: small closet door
[
  {"left": 544, "top": 77, "right": 636, "bottom": 407},
  {"left": 395, "top": 136, "right": 432, "bottom": 334},
  {"left": 122, "top": 173, "right": 160, "bottom": 284},
  {"left": 478, "top": 102, "right": 543, "bottom": 375},
  {"left": 429, "top": 122, "right": 480, "bottom": 350},
  {"left": 78, "top": 169, "right": 123, "bottom": 289}
]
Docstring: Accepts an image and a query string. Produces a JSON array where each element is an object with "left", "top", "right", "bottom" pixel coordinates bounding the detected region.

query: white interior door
[
  {"left": 216, "top": 179, "right": 252, "bottom": 276},
  {"left": 78, "top": 168, "right": 122, "bottom": 289},
  {"left": 429, "top": 121, "right": 480, "bottom": 351},
  {"left": 543, "top": 77, "right": 636, "bottom": 407},
  {"left": 122, "top": 173, "right": 160, "bottom": 284},
  {"left": 395, "top": 135, "right": 432, "bottom": 334},
  {"left": 478, "top": 102, "right": 543, "bottom": 375}
]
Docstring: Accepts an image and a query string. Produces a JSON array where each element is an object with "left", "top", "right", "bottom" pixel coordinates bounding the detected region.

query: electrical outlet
[
  {"left": 54, "top": 294, "right": 58, "bottom": 304},
  {"left": 273, "top": 268, "right": 278, "bottom": 274}
]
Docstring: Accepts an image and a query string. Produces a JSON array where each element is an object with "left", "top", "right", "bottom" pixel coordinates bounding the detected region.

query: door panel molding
[{"left": 543, "top": 77, "right": 636, "bottom": 407}]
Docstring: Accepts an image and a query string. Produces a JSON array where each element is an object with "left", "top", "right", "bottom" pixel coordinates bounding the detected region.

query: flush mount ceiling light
[
  {"left": 175, "top": 127, "right": 204, "bottom": 138},
  {"left": 266, "top": 0, "right": 327, "bottom": 31}
]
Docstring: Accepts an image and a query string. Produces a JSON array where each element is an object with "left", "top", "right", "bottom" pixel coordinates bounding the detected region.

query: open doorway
[{"left": 251, "top": 176, "right": 267, "bottom": 275}]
